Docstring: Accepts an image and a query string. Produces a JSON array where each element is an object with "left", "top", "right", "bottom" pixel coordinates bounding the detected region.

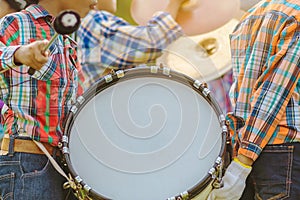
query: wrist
[
  {"left": 236, "top": 154, "right": 254, "bottom": 167},
  {"left": 228, "top": 158, "right": 252, "bottom": 179},
  {"left": 14, "top": 46, "right": 23, "bottom": 66}
]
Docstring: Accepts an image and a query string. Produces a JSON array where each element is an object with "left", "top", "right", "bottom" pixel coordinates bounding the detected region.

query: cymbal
[
  {"left": 130, "top": 0, "right": 240, "bottom": 36},
  {"left": 156, "top": 19, "right": 239, "bottom": 82}
]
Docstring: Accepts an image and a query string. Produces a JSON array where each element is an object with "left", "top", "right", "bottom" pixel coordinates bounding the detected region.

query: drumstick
[{"left": 27, "top": 10, "right": 81, "bottom": 75}]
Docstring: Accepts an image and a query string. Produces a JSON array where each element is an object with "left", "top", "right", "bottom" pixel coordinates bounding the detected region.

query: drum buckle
[
  {"left": 63, "top": 174, "right": 92, "bottom": 200},
  {"left": 211, "top": 157, "right": 224, "bottom": 189}
]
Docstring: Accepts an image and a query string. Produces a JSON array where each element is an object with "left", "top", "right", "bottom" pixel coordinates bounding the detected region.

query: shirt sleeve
[
  {"left": 78, "top": 10, "right": 183, "bottom": 68},
  {"left": 0, "top": 16, "right": 22, "bottom": 71},
  {"left": 238, "top": 19, "right": 300, "bottom": 161}
]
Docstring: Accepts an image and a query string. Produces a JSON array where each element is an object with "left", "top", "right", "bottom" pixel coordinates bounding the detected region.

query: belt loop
[{"left": 8, "top": 134, "right": 16, "bottom": 157}]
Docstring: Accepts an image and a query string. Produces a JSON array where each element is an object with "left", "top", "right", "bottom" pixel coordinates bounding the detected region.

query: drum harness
[{"left": 34, "top": 140, "right": 92, "bottom": 200}]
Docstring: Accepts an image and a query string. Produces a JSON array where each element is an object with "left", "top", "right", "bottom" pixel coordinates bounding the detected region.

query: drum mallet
[{"left": 27, "top": 10, "right": 81, "bottom": 75}]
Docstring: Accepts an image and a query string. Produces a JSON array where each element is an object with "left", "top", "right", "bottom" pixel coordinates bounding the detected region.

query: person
[
  {"left": 0, "top": 0, "right": 189, "bottom": 199},
  {"left": 207, "top": 71, "right": 233, "bottom": 113},
  {"left": 0, "top": 0, "right": 98, "bottom": 199},
  {"left": 0, "top": 0, "right": 21, "bottom": 17},
  {"left": 0, "top": 0, "right": 38, "bottom": 146},
  {"left": 0, "top": 0, "right": 38, "bottom": 17},
  {"left": 77, "top": 0, "right": 233, "bottom": 113},
  {"left": 77, "top": 0, "right": 187, "bottom": 92},
  {"left": 207, "top": 0, "right": 300, "bottom": 199}
]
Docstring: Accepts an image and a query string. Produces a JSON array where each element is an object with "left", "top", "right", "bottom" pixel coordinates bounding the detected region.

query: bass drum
[{"left": 63, "top": 66, "right": 228, "bottom": 200}]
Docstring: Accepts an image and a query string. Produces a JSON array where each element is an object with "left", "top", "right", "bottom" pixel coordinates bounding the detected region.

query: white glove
[{"left": 207, "top": 158, "right": 252, "bottom": 200}]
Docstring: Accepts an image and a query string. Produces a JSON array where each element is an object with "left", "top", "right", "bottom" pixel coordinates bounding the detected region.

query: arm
[
  {"left": 208, "top": 15, "right": 300, "bottom": 200},
  {"left": 237, "top": 20, "right": 300, "bottom": 161},
  {"left": 0, "top": 16, "right": 49, "bottom": 72},
  {"left": 78, "top": 10, "right": 183, "bottom": 68}
]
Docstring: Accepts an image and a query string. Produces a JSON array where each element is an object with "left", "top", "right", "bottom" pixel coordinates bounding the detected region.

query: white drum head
[{"left": 64, "top": 67, "right": 226, "bottom": 199}]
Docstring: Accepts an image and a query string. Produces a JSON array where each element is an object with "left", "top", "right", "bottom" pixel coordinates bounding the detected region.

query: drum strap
[
  {"left": 33, "top": 140, "right": 74, "bottom": 184},
  {"left": 33, "top": 141, "right": 92, "bottom": 200}
]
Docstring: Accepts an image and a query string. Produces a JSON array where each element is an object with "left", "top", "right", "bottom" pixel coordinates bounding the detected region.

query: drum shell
[{"left": 63, "top": 67, "right": 229, "bottom": 200}]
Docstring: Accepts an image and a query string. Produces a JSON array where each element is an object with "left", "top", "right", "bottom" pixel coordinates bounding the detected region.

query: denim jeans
[
  {"left": 241, "top": 142, "right": 300, "bottom": 200},
  {"left": 0, "top": 152, "right": 75, "bottom": 200}
]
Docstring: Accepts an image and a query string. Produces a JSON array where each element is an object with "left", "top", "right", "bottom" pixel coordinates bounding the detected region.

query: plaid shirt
[
  {"left": 0, "top": 5, "right": 80, "bottom": 146},
  {"left": 228, "top": 0, "right": 300, "bottom": 161},
  {"left": 77, "top": 10, "right": 183, "bottom": 90},
  {"left": 207, "top": 70, "right": 233, "bottom": 113}
]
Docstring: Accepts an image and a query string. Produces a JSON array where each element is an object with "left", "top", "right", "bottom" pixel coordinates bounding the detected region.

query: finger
[
  {"left": 43, "top": 49, "right": 50, "bottom": 57},
  {"left": 28, "top": 61, "right": 44, "bottom": 71},
  {"left": 37, "top": 39, "right": 49, "bottom": 51}
]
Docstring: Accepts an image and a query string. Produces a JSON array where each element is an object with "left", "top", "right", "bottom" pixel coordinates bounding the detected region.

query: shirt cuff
[
  {"left": 238, "top": 141, "right": 262, "bottom": 161},
  {"left": 150, "top": 11, "right": 183, "bottom": 34},
  {"left": 0, "top": 45, "right": 22, "bottom": 70}
]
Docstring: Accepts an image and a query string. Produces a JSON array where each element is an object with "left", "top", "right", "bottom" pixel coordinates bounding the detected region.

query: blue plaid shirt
[{"left": 77, "top": 10, "right": 183, "bottom": 90}]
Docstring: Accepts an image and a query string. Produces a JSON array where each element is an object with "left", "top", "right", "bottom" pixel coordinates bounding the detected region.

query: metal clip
[
  {"left": 104, "top": 74, "right": 113, "bottom": 83},
  {"left": 163, "top": 67, "right": 171, "bottom": 76},
  {"left": 116, "top": 70, "right": 124, "bottom": 78},
  {"left": 202, "top": 87, "right": 210, "bottom": 97},
  {"left": 212, "top": 157, "right": 224, "bottom": 189},
  {"left": 193, "top": 80, "right": 201, "bottom": 89},
  {"left": 150, "top": 65, "right": 159, "bottom": 73},
  {"left": 77, "top": 96, "right": 85, "bottom": 104},
  {"left": 70, "top": 105, "right": 78, "bottom": 114},
  {"left": 62, "top": 135, "right": 69, "bottom": 143}
]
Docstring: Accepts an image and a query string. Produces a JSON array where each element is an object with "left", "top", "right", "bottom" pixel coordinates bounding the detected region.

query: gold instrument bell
[{"left": 156, "top": 19, "right": 239, "bottom": 82}]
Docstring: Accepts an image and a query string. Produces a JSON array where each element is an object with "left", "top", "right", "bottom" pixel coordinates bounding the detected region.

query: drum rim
[{"left": 62, "top": 66, "right": 228, "bottom": 199}]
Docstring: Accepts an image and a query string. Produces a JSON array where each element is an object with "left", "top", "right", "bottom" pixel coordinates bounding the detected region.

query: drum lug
[
  {"left": 104, "top": 74, "right": 113, "bottom": 83},
  {"left": 83, "top": 184, "right": 92, "bottom": 193},
  {"left": 75, "top": 176, "right": 83, "bottom": 183},
  {"left": 222, "top": 124, "right": 228, "bottom": 133},
  {"left": 76, "top": 96, "right": 85, "bottom": 105},
  {"left": 115, "top": 70, "right": 124, "bottom": 78},
  {"left": 162, "top": 67, "right": 171, "bottom": 76},
  {"left": 62, "top": 135, "right": 69, "bottom": 144},
  {"left": 62, "top": 146, "right": 69, "bottom": 154},
  {"left": 72, "top": 176, "right": 93, "bottom": 200},
  {"left": 167, "top": 191, "right": 189, "bottom": 200},
  {"left": 193, "top": 81, "right": 211, "bottom": 97},
  {"left": 193, "top": 80, "right": 201, "bottom": 89},
  {"left": 219, "top": 114, "right": 225, "bottom": 123},
  {"left": 70, "top": 105, "right": 78, "bottom": 114},
  {"left": 150, "top": 65, "right": 159, "bottom": 73},
  {"left": 202, "top": 87, "right": 210, "bottom": 97}
]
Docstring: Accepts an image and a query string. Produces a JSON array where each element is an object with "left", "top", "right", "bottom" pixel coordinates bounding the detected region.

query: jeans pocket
[
  {"left": 20, "top": 154, "right": 67, "bottom": 199},
  {"left": 0, "top": 157, "right": 16, "bottom": 200},
  {"left": 0, "top": 173, "right": 15, "bottom": 200},
  {"left": 251, "top": 144, "right": 293, "bottom": 200}
]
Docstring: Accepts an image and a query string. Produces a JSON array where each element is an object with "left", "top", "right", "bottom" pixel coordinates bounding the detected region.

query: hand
[
  {"left": 14, "top": 39, "right": 49, "bottom": 71},
  {"left": 207, "top": 158, "right": 252, "bottom": 200}
]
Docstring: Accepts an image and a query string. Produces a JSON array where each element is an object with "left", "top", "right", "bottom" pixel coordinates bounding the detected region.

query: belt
[{"left": 0, "top": 135, "right": 59, "bottom": 156}]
